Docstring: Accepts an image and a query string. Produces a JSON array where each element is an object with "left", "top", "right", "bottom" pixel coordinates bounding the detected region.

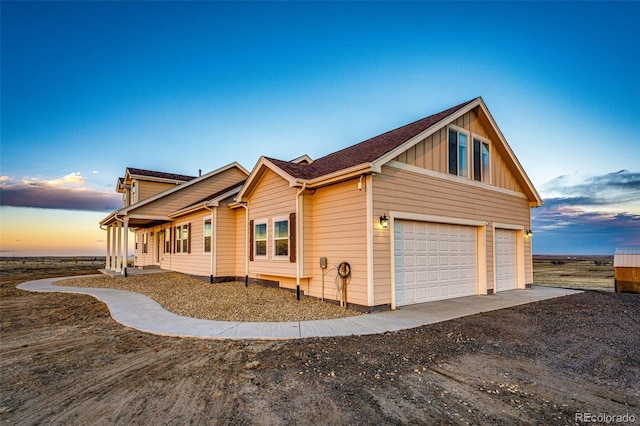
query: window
[
  {"left": 164, "top": 228, "right": 171, "bottom": 253},
  {"left": 448, "top": 127, "right": 469, "bottom": 178},
  {"left": 254, "top": 221, "right": 267, "bottom": 258},
  {"left": 175, "top": 224, "right": 190, "bottom": 253},
  {"left": 473, "top": 138, "right": 491, "bottom": 183},
  {"left": 204, "top": 219, "right": 212, "bottom": 253},
  {"left": 273, "top": 218, "right": 289, "bottom": 258},
  {"left": 142, "top": 233, "right": 148, "bottom": 254},
  {"left": 131, "top": 182, "right": 137, "bottom": 204}
]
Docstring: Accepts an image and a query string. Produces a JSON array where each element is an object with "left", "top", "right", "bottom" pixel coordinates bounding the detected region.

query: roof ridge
[{"left": 265, "top": 98, "right": 478, "bottom": 181}]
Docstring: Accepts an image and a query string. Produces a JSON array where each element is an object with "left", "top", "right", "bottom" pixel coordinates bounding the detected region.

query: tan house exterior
[{"left": 100, "top": 97, "right": 542, "bottom": 311}]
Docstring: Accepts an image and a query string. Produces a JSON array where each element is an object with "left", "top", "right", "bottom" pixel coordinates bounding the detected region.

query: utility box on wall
[{"left": 614, "top": 248, "right": 640, "bottom": 294}]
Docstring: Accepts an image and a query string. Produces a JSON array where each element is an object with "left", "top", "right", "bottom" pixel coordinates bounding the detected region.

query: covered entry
[{"left": 394, "top": 220, "right": 478, "bottom": 306}]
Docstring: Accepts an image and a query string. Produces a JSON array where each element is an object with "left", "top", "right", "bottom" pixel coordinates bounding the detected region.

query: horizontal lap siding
[
  {"left": 248, "top": 169, "right": 297, "bottom": 279},
  {"left": 216, "top": 198, "right": 238, "bottom": 277},
  {"left": 132, "top": 168, "right": 247, "bottom": 216},
  {"left": 309, "top": 179, "right": 368, "bottom": 305},
  {"left": 138, "top": 181, "right": 176, "bottom": 202},
  {"left": 169, "top": 211, "right": 210, "bottom": 276},
  {"left": 373, "top": 166, "right": 532, "bottom": 304},
  {"left": 134, "top": 230, "right": 153, "bottom": 267},
  {"left": 234, "top": 207, "right": 247, "bottom": 277}
]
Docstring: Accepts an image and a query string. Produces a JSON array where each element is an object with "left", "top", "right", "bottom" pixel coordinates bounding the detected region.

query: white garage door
[
  {"left": 495, "top": 229, "right": 517, "bottom": 291},
  {"left": 394, "top": 220, "right": 478, "bottom": 306}
]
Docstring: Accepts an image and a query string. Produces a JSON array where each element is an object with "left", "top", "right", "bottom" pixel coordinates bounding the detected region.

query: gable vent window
[{"left": 448, "top": 128, "right": 469, "bottom": 178}]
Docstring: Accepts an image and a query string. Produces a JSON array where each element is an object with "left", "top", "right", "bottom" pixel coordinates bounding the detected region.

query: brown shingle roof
[
  {"left": 127, "top": 167, "right": 196, "bottom": 182},
  {"left": 265, "top": 98, "right": 476, "bottom": 180}
]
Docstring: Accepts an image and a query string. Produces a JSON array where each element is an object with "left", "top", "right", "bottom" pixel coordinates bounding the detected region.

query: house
[
  {"left": 100, "top": 97, "right": 542, "bottom": 311},
  {"left": 100, "top": 163, "right": 249, "bottom": 276},
  {"left": 613, "top": 248, "right": 640, "bottom": 293}
]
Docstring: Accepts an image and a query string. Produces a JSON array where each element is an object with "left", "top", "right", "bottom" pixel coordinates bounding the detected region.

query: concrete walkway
[{"left": 18, "top": 276, "right": 582, "bottom": 340}]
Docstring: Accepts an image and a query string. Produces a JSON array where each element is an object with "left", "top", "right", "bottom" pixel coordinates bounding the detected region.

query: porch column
[
  {"left": 110, "top": 224, "right": 117, "bottom": 270},
  {"left": 105, "top": 225, "right": 111, "bottom": 269},
  {"left": 123, "top": 218, "right": 129, "bottom": 271},
  {"left": 116, "top": 221, "right": 122, "bottom": 273}
]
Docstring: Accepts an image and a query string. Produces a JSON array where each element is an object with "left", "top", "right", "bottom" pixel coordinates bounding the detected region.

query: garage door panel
[
  {"left": 395, "top": 220, "right": 478, "bottom": 306},
  {"left": 496, "top": 229, "right": 517, "bottom": 291}
]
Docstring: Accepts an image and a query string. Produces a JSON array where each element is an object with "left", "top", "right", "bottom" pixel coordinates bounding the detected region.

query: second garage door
[
  {"left": 495, "top": 229, "right": 518, "bottom": 291},
  {"left": 394, "top": 220, "right": 478, "bottom": 306}
]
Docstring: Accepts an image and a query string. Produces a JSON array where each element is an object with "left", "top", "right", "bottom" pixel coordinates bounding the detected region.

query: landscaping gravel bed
[{"left": 57, "top": 273, "right": 361, "bottom": 322}]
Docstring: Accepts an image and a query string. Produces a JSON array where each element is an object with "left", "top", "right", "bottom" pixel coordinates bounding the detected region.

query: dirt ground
[{"left": 1, "top": 257, "right": 639, "bottom": 425}]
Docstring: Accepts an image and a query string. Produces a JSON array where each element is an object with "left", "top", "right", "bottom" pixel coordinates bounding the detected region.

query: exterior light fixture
[
  {"left": 380, "top": 214, "right": 389, "bottom": 229},
  {"left": 525, "top": 229, "right": 533, "bottom": 238}
]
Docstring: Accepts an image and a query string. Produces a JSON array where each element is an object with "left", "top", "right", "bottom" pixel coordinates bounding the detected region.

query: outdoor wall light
[
  {"left": 380, "top": 214, "right": 389, "bottom": 229},
  {"left": 525, "top": 229, "right": 533, "bottom": 238}
]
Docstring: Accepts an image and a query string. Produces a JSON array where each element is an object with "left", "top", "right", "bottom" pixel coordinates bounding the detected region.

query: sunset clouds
[
  {"left": 0, "top": 173, "right": 120, "bottom": 212},
  {"left": 532, "top": 170, "right": 640, "bottom": 254}
]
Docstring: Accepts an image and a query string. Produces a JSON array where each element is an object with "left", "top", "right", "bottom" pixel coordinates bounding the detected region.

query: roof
[
  {"left": 241, "top": 96, "right": 543, "bottom": 207},
  {"left": 265, "top": 98, "right": 476, "bottom": 181},
  {"left": 614, "top": 248, "right": 640, "bottom": 267},
  {"left": 126, "top": 167, "right": 196, "bottom": 182},
  {"left": 168, "top": 182, "right": 246, "bottom": 218}
]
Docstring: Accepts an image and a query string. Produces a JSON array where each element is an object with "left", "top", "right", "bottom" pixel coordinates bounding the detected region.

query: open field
[
  {"left": 1, "top": 257, "right": 638, "bottom": 424},
  {"left": 533, "top": 255, "right": 615, "bottom": 291}
]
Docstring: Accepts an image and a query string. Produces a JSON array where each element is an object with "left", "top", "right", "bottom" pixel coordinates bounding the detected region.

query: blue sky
[{"left": 1, "top": 1, "right": 639, "bottom": 255}]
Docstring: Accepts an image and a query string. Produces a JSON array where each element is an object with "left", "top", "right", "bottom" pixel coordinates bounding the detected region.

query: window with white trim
[
  {"left": 164, "top": 228, "right": 171, "bottom": 253},
  {"left": 473, "top": 137, "right": 491, "bottom": 183},
  {"left": 273, "top": 217, "right": 289, "bottom": 258},
  {"left": 448, "top": 127, "right": 469, "bottom": 178},
  {"left": 175, "top": 224, "right": 190, "bottom": 253},
  {"left": 142, "top": 232, "right": 148, "bottom": 254},
  {"left": 204, "top": 219, "right": 212, "bottom": 253},
  {"left": 254, "top": 220, "right": 267, "bottom": 258}
]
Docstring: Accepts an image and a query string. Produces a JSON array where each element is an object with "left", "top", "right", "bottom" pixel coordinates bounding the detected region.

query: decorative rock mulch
[{"left": 57, "top": 273, "right": 362, "bottom": 322}]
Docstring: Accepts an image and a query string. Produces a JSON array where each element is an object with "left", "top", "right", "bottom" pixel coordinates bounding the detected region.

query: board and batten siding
[
  {"left": 308, "top": 178, "right": 368, "bottom": 306},
  {"left": 132, "top": 168, "right": 247, "bottom": 217},
  {"left": 372, "top": 165, "right": 533, "bottom": 305},
  {"left": 246, "top": 169, "right": 297, "bottom": 281},
  {"left": 393, "top": 108, "right": 523, "bottom": 194}
]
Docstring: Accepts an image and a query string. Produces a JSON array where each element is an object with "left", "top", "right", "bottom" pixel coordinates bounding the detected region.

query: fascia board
[
  {"left": 127, "top": 214, "right": 171, "bottom": 221},
  {"left": 168, "top": 184, "right": 244, "bottom": 218},
  {"left": 476, "top": 99, "right": 543, "bottom": 206},
  {"left": 305, "top": 163, "right": 372, "bottom": 188},
  {"left": 207, "top": 184, "right": 244, "bottom": 207},
  {"left": 237, "top": 157, "right": 297, "bottom": 200},
  {"left": 99, "top": 211, "right": 118, "bottom": 226}
]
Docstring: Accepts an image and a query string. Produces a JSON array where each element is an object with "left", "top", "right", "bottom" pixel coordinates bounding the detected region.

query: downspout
[
  {"left": 203, "top": 203, "right": 216, "bottom": 282},
  {"left": 238, "top": 202, "right": 249, "bottom": 286},
  {"left": 295, "top": 182, "right": 307, "bottom": 301}
]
